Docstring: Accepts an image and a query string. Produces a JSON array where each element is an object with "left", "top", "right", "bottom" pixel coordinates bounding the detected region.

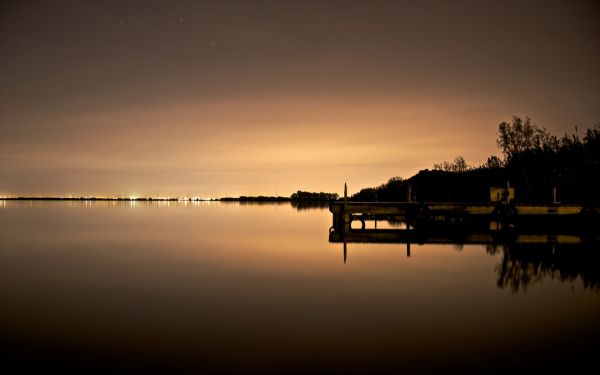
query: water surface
[{"left": 1, "top": 201, "right": 598, "bottom": 373}]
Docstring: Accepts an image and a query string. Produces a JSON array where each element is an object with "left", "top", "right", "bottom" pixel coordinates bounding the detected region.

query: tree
[
  {"left": 453, "top": 156, "right": 468, "bottom": 172},
  {"left": 484, "top": 155, "right": 504, "bottom": 169},
  {"left": 290, "top": 190, "right": 339, "bottom": 201},
  {"left": 496, "top": 116, "right": 558, "bottom": 161},
  {"left": 433, "top": 155, "right": 470, "bottom": 172}
]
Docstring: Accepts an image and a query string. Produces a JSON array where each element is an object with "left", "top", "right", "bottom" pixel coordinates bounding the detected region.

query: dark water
[{"left": 1, "top": 201, "right": 598, "bottom": 373}]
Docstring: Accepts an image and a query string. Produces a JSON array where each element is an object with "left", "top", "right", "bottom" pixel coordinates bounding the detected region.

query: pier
[
  {"left": 330, "top": 201, "right": 589, "bottom": 232},
  {"left": 329, "top": 200, "right": 599, "bottom": 263}
]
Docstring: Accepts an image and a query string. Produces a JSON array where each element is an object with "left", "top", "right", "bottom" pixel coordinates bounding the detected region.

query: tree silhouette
[
  {"left": 351, "top": 118, "right": 599, "bottom": 204},
  {"left": 433, "top": 155, "right": 470, "bottom": 172},
  {"left": 496, "top": 116, "right": 558, "bottom": 161},
  {"left": 484, "top": 155, "right": 503, "bottom": 169}
]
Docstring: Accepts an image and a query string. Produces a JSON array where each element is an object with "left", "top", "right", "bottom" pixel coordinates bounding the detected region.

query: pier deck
[
  {"left": 328, "top": 201, "right": 599, "bottom": 262},
  {"left": 329, "top": 201, "right": 584, "bottom": 217},
  {"left": 329, "top": 201, "right": 597, "bottom": 234}
]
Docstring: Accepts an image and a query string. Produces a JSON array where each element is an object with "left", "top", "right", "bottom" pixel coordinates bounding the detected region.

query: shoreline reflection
[
  {"left": 330, "top": 219, "right": 600, "bottom": 292},
  {"left": 489, "top": 242, "right": 600, "bottom": 293}
]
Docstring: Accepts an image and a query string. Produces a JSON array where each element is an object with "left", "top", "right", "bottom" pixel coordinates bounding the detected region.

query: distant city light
[{"left": 0, "top": 195, "right": 218, "bottom": 202}]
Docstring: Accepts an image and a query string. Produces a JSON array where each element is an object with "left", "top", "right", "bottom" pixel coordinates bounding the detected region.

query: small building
[{"left": 490, "top": 187, "right": 514, "bottom": 203}]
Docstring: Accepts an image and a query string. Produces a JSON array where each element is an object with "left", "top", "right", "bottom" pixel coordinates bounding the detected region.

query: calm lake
[{"left": 1, "top": 201, "right": 598, "bottom": 373}]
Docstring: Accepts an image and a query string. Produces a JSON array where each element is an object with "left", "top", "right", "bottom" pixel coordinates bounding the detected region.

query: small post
[
  {"left": 553, "top": 187, "right": 557, "bottom": 204},
  {"left": 343, "top": 182, "right": 350, "bottom": 232},
  {"left": 407, "top": 242, "right": 411, "bottom": 257},
  {"left": 407, "top": 185, "right": 412, "bottom": 203}
]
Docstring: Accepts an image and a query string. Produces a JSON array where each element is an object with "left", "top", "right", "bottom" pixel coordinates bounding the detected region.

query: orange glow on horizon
[{"left": 1, "top": 2, "right": 598, "bottom": 197}]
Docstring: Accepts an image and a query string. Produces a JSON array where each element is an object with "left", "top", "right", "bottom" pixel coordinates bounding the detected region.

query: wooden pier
[
  {"left": 326, "top": 184, "right": 599, "bottom": 265},
  {"left": 329, "top": 201, "right": 590, "bottom": 232},
  {"left": 329, "top": 201, "right": 599, "bottom": 263}
]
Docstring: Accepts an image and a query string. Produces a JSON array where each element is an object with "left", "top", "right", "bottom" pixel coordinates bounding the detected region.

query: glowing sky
[{"left": 1, "top": 0, "right": 599, "bottom": 197}]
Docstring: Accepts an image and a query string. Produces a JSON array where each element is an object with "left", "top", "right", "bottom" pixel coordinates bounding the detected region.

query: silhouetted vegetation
[
  {"left": 433, "top": 156, "right": 470, "bottom": 172},
  {"left": 290, "top": 190, "right": 339, "bottom": 202},
  {"left": 504, "top": 119, "right": 600, "bottom": 203},
  {"left": 352, "top": 117, "right": 600, "bottom": 205},
  {"left": 219, "top": 191, "right": 338, "bottom": 203},
  {"left": 488, "top": 243, "right": 600, "bottom": 293}
]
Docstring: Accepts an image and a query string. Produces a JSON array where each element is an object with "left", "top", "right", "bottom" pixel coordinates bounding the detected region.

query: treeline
[
  {"left": 351, "top": 170, "right": 506, "bottom": 203},
  {"left": 352, "top": 117, "right": 600, "bottom": 204},
  {"left": 219, "top": 190, "right": 339, "bottom": 202},
  {"left": 220, "top": 196, "right": 290, "bottom": 202},
  {"left": 290, "top": 190, "right": 339, "bottom": 201}
]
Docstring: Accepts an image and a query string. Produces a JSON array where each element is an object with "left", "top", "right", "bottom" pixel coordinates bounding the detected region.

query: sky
[{"left": 1, "top": 0, "right": 599, "bottom": 197}]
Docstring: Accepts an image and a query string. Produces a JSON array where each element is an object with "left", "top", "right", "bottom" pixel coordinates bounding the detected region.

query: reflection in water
[
  {"left": 291, "top": 201, "right": 330, "bottom": 211},
  {"left": 218, "top": 200, "right": 330, "bottom": 211},
  {"left": 330, "top": 216, "right": 600, "bottom": 293},
  {"left": 489, "top": 243, "right": 600, "bottom": 293},
  {"left": 1, "top": 201, "right": 598, "bottom": 372}
]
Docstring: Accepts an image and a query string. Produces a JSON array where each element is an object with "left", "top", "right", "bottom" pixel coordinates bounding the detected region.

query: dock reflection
[
  {"left": 329, "top": 219, "right": 600, "bottom": 292},
  {"left": 489, "top": 242, "right": 600, "bottom": 292}
]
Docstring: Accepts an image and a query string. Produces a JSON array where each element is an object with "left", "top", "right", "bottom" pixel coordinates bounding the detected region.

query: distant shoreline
[
  {"left": 0, "top": 197, "right": 203, "bottom": 201},
  {"left": 1, "top": 190, "right": 340, "bottom": 203},
  {"left": 0, "top": 196, "right": 338, "bottom": 203}
]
